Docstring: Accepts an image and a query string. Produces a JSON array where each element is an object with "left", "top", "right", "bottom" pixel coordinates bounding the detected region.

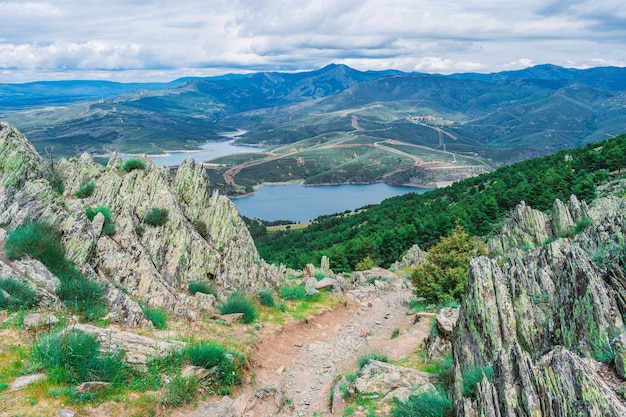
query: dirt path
[{"left": 179, "top": 276, "right": 431, "bottom": 417}]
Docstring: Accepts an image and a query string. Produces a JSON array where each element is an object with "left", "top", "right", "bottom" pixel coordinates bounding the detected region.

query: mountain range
[{"left": 1, "top": 63, "right": 625, "bottom": 164}]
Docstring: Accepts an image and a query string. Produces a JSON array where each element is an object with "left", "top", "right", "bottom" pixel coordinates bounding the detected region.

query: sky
[{"left": 1, "top": 0, "right": 625, "bottom": 83}]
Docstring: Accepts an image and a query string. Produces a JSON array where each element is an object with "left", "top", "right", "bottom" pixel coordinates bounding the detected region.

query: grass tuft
[
  {"left": 188, "top": 281, "right": 217, "bottom": 297},
  {"left": 143, "top": 207, "right": 169, "bottom": 227},
  {"left": 0, "top": 277, "right": 39, "bottom": 311},
  {"left": 121, "top": 158, "right": 146, "bottom": 173},
  {"left": 219, "top": 291, "right": 257, "bottom": 323},
  {"left": 74, "top": 181, "right": 95, "bottom": 198},
  {"left": 392, "top": 387, "right": 453, "bottom": 417},
  {"left": 258, "top": 290, "right": 275, "bottom": 307},
  {"left": 357, "top": 352, "right": 388, "bottom": 370},
  {"left": 142, "top": 306, "right": 168, "bottom": 329},
  {"left": 461, "top": 365, "right": 494, "bottom": 399}
]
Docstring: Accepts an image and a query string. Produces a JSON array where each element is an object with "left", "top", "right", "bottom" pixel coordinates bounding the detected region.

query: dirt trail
[{"left": 179, "top": 277, "right": 431, "bottom": 417}]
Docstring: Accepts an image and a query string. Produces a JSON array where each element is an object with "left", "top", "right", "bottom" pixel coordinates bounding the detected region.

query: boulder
[
  {"left": 314, "top": 277, "right": 336, "bottom": 289},
  {"left": 62, "top": 324, "right": 185, "bottom": 365},
  {"left": 23, "top": 313, "right": 59, "bottom": 330},
  {"left": 76, "top": 381, "right": 111, "bottom": 394},
  {"left": 353, "top": 360, "right": 435, "bottom": 402},
  {"left": 10, "top": 373, "right": 46, "bottom": 391}
]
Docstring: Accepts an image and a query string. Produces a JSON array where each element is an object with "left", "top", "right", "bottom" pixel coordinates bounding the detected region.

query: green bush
[
  {"left": 193, "top": 220, "right": 208, "bottom": 237},
  {"left": 34, "top": 331, "right": 129, "bottom": 385},
  {"left": 121, "top": 158, "right": 146, "bottom": 173},
  {"left": 74, "top": 181, "right": 95, "bottom": 198},
  {"left": 392, "top": 387, "right": 453, "bottom": 417},
  {"left": 56, "top": 271, "right": 106, "bottom": 320},
  {"left": 573, "top": 217, "right": 593, "bottom": 235},
  {"left": 461, "top": 365, "right": 494, "bottom": 399},
  {"left": 86, "top": 206, "right": 116, "bottom": 236},
  {"left": 0, "top": 277, "right": 39, "bottom": 311},
  {"left": 357, "top": 352, "right": 388, "bottom": 370},
  {"left": 391, "top": 328, "right": 400, "bottom": 339},
  {"left": 278, "top": 284, "right": 307, "bottom": 301},
  {"left": 188, "top": 281, "right": 217, "bottom": 297},
  {"left": 162, "top": 375, "right": 198, "bottom": 407},
  {"left": 144, "top": 207, "right": 169, "bottom": 227},
  {"left": 134, "top": 224, "right": 145, "bottom": 236},
  {"left": 219, "top": 291, "right": 257, "bottom": 323},
  {"left": 258, "top": 290, "right": 275, "bottom": 307},
  {"left": 143, "top": 306, "right": 167, "bottom": 329},
  {"left": 183, "top": 341, "right": 244, "bottom": 392}
]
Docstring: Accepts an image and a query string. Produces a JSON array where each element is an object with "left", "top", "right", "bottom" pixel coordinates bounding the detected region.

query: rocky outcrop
[
  {"left": 352, "top": 360, "right": 436, "bottom": 402},
  {"left": 424, "top": 307, "right": 459, "bottom": 360},
  {"left": 390, "top": 243, "right": 426, "bottom": 271},
  {"left": 0, "top": 123, "right": 280, "bottom": 323},
  {"left": 453, "top": 196, "right": 626, "bottom": 416}
]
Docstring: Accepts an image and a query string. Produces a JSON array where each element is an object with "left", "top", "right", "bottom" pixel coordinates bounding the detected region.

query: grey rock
[
  {"left": 314, "top": 277, "right": 337, "bottom": 289},
  {"left": 390, "top": 244, "right": 426, "bottom": 271},
  {"left": 10, "top": 373, "right": 46, "bottom": 391},
  {"left": 76, "top": 381, "right": 111, "bottom": 393},
  {"left": 23, "top": 313, "right": 58, "bottom": 330},
  {"left": 62, "top": 324, "right": 185, "bottom": 365},
  {"left": 181, "top": 365, "right": 211, "bottom": 380},
  {"left": 435, "top": 307, "right": 458, "bottom": 337},
  {"left": 58, "top": 409, "right": 76, "bottom": 417},
  {"left": 353, "top": 360, "right": 435, "bottom": 402}
]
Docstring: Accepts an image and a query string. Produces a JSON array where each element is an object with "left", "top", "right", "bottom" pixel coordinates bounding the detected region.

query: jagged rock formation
[
  {"left": 390, "top": 243, "right": 426, "bottom": 271},
  {"left": 0, "top": 122, "right": 281, "bottom": 323},
  {"left": 453, "top": 194, "right": 626, "bottom": 416}
]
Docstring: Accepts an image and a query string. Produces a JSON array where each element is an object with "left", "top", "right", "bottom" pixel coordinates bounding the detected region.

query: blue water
[
  {"left": 231, "top": 182, "right": 428, "bottom": 223},
  {"left": 145, "top": 140, "right": 267, "bottom": 166}
]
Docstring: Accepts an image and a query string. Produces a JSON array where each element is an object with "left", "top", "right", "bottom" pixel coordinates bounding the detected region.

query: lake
[
  {"left": 231, "top": 182, "right": 428, "bottom": 223},
  {"left": 145, "top": 140, "right": 267, "bottom": 166}
]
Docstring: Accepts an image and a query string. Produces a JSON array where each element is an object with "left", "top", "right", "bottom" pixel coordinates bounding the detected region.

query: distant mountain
[{"left": 0, "top": 64, "right": 625, "bottom": 161}]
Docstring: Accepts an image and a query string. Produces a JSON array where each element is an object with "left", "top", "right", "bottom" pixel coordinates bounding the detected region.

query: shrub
[
  {"left": 278, "top": 284, "right": 307, "bottom": 301},
  {"left": 144, "top": 207, "right": 169, "bottom": 227},
  {"left": 188, "top": 281, "right": 217, "bottom": 297},
  {"left": 219, "top": 291, "right": 257, "bottom": 323},
  {"left": 74, "top": 181, "right": 95, "bottom": 198},
  {"left": 573, "top": 217, "right": 593, "bottom": 235},
  {"left": 392, "top": 387, "right": 453, "bottom": 417},
  {"left": 391, "top": 328, "right": 400, "bottom": 339},
  {"left": 183, "top": 341, "right": 244, "bottom": 392},
  {"left": 461, "top": 365, "right": 494, "bottom": 399},
  {"left": 194, "top": 220, "right": 207, "bottom": 237},
  {"left": 34, "top": 331, "right": 128, "bottom": 385},
  {"left": 411, "top": 224, "right": 486, "bottom": 303},
  {"left": 121, "top": 158, "right": 146, "bottom": 173},
  {"left": 355, "top": 255, "right": 376, "bottom": 271},
  {"left": 143, "top": 306, "right": 168, "bottom": 330},
  {"left": 357, "top": 352, "right": 388, "bottom": 370},
  {"left": 0, "top": 277, "right": 39, "bottom": 311},
  {"left": 258, "top": 290, "right": 275, "bottom": 307},
  {"left": 134, "top": 224, "right": 145, "bottom": 236}
]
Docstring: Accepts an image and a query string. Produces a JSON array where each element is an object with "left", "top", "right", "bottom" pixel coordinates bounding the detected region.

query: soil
[{"left": 176, "top": 276, "right": 432, "bottom": 417}]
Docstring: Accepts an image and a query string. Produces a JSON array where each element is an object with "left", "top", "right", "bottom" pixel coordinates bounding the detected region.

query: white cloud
[{"left": 0, "top": 0, "right": 625, "bottom": 82}]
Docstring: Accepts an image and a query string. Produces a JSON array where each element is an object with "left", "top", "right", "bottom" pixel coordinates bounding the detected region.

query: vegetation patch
[
  {"left": 357, "top": 352, "right": 388, "bottom": 370},
  {"left": 461, "top": 365, "right": 494, "bottom": 399},
  {"left": 0, "top": 277, "right": 39, "bottom": 311},
  {"left": 74, "top": 180, "right": 95, "bottom": 198},
  {"left": 258, "top": 290, "right": 275, "bottom": 307},
  {"left": 5, "top": 221, "right": 106, "bottom": 320},
  {"left": 219, "top": 291, "right": 257, "bottom": 323},
  {"left": 411, "top": 224, "right": 486, "bottom": 303},
  {"left": 142, "top": 306, "right": 168, "bottom": 330},
  {"left": 86, "top": 205, "right": 116, "bottom": 236},
  {"left": 121, "top": 158, "right": 146, "bottom": 172},
  {"left": 392, "top": 387, "right": 453, "bottom": 417},
  {"left": 188, "top": 281, "right": 217, "bottom": 298},
  {"left": 33, "top": 331, "right": 129, "bottom": 385},
  {"left": 143, "top": 207, "right": 169, "bottom": 226}
]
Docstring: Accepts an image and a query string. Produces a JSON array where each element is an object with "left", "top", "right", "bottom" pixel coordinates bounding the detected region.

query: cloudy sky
[{"left": 1, "top": 0, "right": 625, "bottom": 83}]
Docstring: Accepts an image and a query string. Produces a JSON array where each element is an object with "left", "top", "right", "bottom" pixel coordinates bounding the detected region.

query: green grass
[
  {"left": 278, "top": 284, "right": 308, "bottom": 301},
  {"left": 33, "top": 331, "right": 130, "bottom": 385},
  {"left": 392, "top": 387, "right": 453, "bottom": 417},
  {"left": 121, "top": 158, "right": 147, "bottom": 172},
  {"left": 143, "top": 207, "right": 169, "bottom": 227},
  {"left": 183, "top": 341, "right": 244, "bottom": 393},
  {"left": 143, "top": 306, "right": 168, "bottom": 330},
  {"left": 74, "top": 180, "right": 95, "bottom": 198},
  {"left": 86, "top": 206, "right": 116, "bottom": 236},
  {"left": 357, "top": 352, "right": 388, "bottom": 370},
  {"left": 461, "top": 365, "right": 494, "bottom": 399},
  {"left": 4, "top": 221, "right": 106, "bottom": 320},
  {"left": 188, "top": 281, "right": 217, "bottom": 297},
  {"left": 161, "top": 375, "right": 198, "bottom": 407},
  {"left": 391, "top": 328, "right": 400, "bottom": 339},
  {"left": 0, "top": 277, "right": 39, "bottom": 311},
  {"left": 258, "top": 290, "right": 275, "bottom": 307},
  {"left": 219, "top": 291, "right": 257, "bottom": 323}
]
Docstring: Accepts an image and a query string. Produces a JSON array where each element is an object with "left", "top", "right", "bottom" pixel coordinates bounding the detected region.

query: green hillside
[{"left": 252, "top": 134, "right": 626, "bottom": 271}]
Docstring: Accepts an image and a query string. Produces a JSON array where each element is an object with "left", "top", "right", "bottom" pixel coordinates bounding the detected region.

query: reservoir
[
  {"left": 231, "top": 182, "right": 428, "bottom": 223},
  {"left": 145, "top": 140, "right": 266, "bottom": 166}
]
